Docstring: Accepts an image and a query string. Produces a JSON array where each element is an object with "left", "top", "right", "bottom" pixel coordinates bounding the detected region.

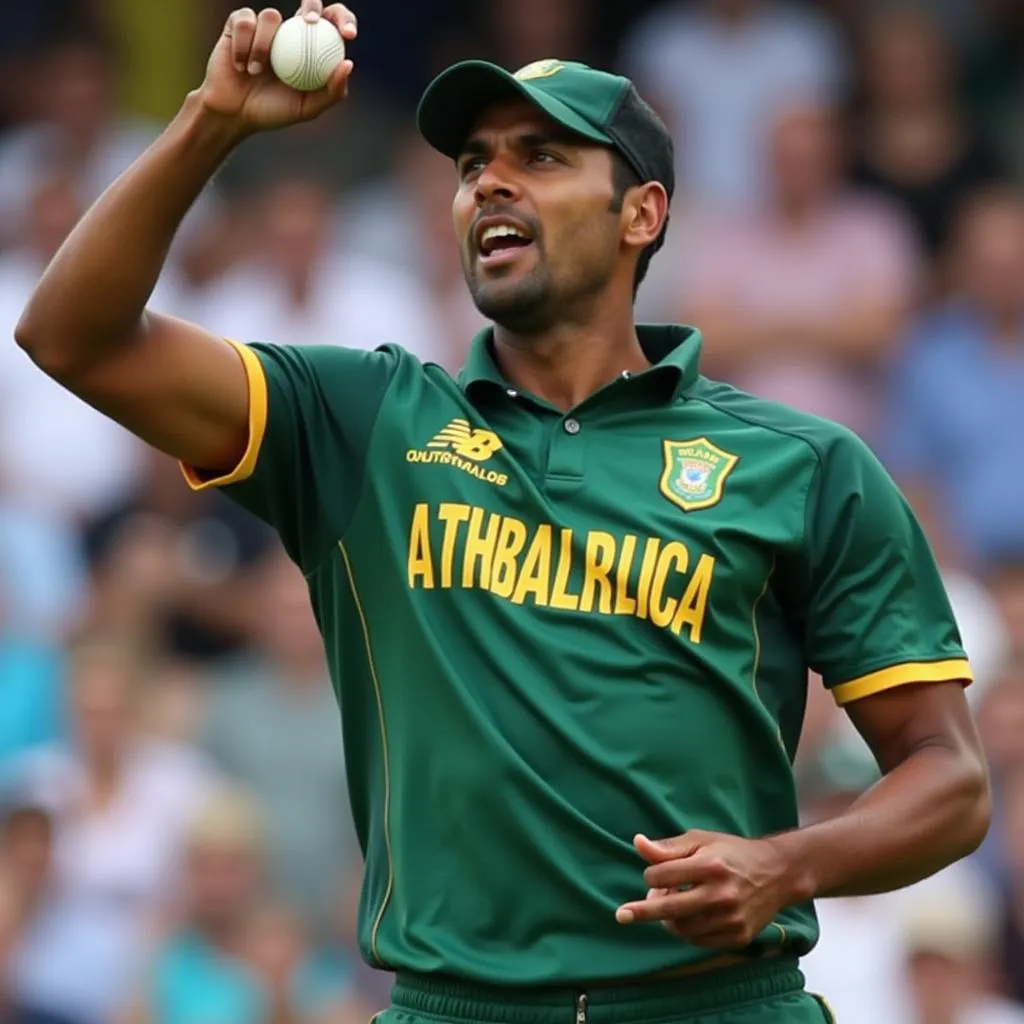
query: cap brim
[{"left": 416, "top": 61, "right": 614, "bottom": 161}]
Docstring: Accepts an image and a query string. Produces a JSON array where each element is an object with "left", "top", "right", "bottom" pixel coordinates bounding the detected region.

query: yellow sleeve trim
[
  {"left": 831, "top": 659, "right": 973, "bottom": 705},
  {"left": 180, "top": 338, "right": 269, "bottom": 492}
]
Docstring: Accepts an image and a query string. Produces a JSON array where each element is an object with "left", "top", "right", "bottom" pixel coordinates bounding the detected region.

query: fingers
[
  {"left": 615, "top": 885, "right": 709, "bottom": 925},
  {"left": 298, "top": 0, "right": 324, "bottom": 21},
  {"left": 295, "top": 58, "right": 354, "bottom": 119},
  {"left": 323, "top": 4, "right": 358, "bottom": 41},
  {"left": 247, "top": 7, "right": 283, "bottom": 75},
  {"left": 643, "top": 850, "right": 727, "bottom": 889},
  {"left": 227, "top": 8, "right": 258, "bottom": 72},
  {"left": 633, "top": 832, "right": 702, "bottom": 864}
]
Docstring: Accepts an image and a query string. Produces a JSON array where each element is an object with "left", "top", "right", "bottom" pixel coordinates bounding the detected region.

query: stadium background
[{"left": 1, "top": 1, "right": 1024, "bottom": 1022}]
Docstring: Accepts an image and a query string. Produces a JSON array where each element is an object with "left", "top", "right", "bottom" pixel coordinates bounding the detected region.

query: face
[
  {"left": 769, "top": 105, "right": 842, "bottom": 209},
  {"left": 69, "top": 649, "right": 136, "bottom": 763},
  {"left": 453, "top": 100, "right": 628, "bottom": 333},
  {"left": 259, "top": 179, "right": 332, "bottom": 283},
  {"left": 956, "top": 196, "right": 1024, "bottom": 322},
  {"left": 906, "top": 952, "right": 975, "bottom": 1016},
  {"left": 42, "top": 44, "right": 114, "bottom": 136},
  {"left": 977, "top": 671, "right": 1024, "bottom": 775},
  {"left": 488, "top": 0, "right": 583, "bottom": 67},
  {"left": 26, "top": 176, "right": 80, "bottom": 262},
  {"left": 989, "top": 566, "right": 1024, "bottom": 647},
  {"left": 187, "top": 843, "right": 261, "bottom": 929},
  {"left": 865, "top": 13, "right": 948, "bottom": 107},
  {"left": 255, "top": 553, "right": 324, "bottom": 666}
]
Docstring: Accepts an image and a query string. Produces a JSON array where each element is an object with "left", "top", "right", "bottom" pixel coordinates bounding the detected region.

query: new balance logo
[
  {"left": 406, "top": 419, "right": 508, "bottom": 487},
  {"left": 427, "top": 419, "right": 504, "bottom": 462}
]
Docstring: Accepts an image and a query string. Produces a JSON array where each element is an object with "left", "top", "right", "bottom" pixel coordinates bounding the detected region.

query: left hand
[{"left": 615, "top": 831, "right": 794, "bottom": 949}]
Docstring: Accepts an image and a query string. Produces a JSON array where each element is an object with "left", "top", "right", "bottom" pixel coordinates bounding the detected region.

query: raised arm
[{"left": 14, "top": 1, "right": 357, "bottom": 474}]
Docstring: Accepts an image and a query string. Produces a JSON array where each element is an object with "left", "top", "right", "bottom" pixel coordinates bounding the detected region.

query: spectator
[
  {"left": 0, "top": 803, "right": 61, "bottom": 1024},
  {"left": 84, "top": 447, "right": 276, "bottom": 663},
  {"left": 685, "top": 100, "right": 919, "bottom": 440},
  {"left": 122, "top": 786, "right": 356, "bottom": 1024},
  {"left": 885, "top": 186, "right": 1024, "bottom": 567},
  {"left": 619, "top": 0, "right": 848, "bottom": 209},
  {"left": 0, "top": 29, "right": 157, "bottom": 249},
  {"left": 997, "top": 767, "right": 1024, "bottom": 1005},
  {"left": 343, "top": 131, "right": 488, "bottom": 368},
  {"left": 851, "top": 7, "right": 1004, "bottom": 264},
  {"left": 0, "top": 635, "right": 214, "bottom": 1024},
  {"left": 201, "top": 551, "right": 358, "bottom": 936},
  {"left": 901, "top": 867, "right": 1024, "bottom": 1024},
  {"left": 432, "top": 0, "right": 599, "bottom": 77},
  {"left": 974, "top": 657, "right": 1024, "bottom": 895},
  {"left": 187, "top": 172, "right": 450, "bottom": 365},
  {"left": 0, "top": 498, "right": 87, "bottom": 641},
  {"left": 0, "top": 583, "right": 64, "bottom": 766},
  {"left": 0, "top": 171, "right": 147, "bottom": 523},
  {"left": 986, "top": 557, "right": 1024, "bottom": 653}
]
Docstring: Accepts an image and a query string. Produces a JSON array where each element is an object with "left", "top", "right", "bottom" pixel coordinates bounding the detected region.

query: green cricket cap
[{"left": 416, "top": 59, "right": 675, "bottom": 202}]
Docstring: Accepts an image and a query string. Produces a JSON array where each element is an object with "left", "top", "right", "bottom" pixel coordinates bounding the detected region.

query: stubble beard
[{"left": 464, "top": 257, "right": 558, "bottom": 335}]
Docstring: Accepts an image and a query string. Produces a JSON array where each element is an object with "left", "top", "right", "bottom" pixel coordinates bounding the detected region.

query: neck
[
  {"left": 87, "top": 757, "right": 123, "bottom": 805},
  {"left": 285, "top": 273, "right": 313, "bottom": 308},
  {"left": 492, "top": 309, "right": 648, "bottom": 411}
]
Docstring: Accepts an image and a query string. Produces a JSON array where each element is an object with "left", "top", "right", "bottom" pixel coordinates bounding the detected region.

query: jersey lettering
[{"left": 406, "top": 502, "right": 716, "bottom": 642}]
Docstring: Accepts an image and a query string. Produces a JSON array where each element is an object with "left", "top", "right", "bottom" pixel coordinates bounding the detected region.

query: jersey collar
[{"left": 458, "top": 325, "right": 703, "bottom": 404}]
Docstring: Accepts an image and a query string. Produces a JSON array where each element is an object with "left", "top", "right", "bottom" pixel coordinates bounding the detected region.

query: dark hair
[{"left": 608, "top": 152, "right": 669, "bottom": 298}]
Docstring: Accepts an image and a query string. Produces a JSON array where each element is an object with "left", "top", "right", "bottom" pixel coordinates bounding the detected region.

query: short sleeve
[
  {"left": 180, "top": 340, "right": 398, "bottom": 573},
  {"left": 796, "top": 430, "right": 972, "bottom": 705}
]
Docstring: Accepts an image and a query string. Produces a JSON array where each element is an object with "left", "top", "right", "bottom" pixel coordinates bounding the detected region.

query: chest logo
[
  {"left": 660, "top": 438, "right": 739, "bottom": 513},
  {"left": 428, "top": 419, "right": 503, "bottom": 461},
  {"left": 406, "top": 419, "right": 509, "bottom": 487}
]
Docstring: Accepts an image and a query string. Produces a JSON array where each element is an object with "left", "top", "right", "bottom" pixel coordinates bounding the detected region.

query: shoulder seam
[
  {"left": 303, "top": 347, "right": 405, "bottom": 580},
  {"left": 684, "top": 391, "right": 828, "bottom": 462},
  {"left": 684, "top": 391, "right": 824, "bottom": 555}
]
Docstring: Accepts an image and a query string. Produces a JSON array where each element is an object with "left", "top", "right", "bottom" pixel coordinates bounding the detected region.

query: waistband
[{"left": 392, "top": 957, "right": 804, "bottom": 1024}]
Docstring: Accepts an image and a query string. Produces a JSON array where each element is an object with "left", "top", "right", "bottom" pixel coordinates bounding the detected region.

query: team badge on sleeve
[{"left": 660, "top": 438, "right": 739, "bottom": 512}]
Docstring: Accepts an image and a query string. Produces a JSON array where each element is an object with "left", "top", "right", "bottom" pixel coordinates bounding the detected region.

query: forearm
[
  {"left": 772, "top": 742, "right": 989, "bottom": 902},
  {"left": 15, "top": 93, "right": 246, "bottom": 374}
]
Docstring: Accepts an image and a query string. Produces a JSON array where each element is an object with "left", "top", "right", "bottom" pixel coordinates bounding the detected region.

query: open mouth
[{"left": 475, "top": 221, "right": 536, "bottom": 267}]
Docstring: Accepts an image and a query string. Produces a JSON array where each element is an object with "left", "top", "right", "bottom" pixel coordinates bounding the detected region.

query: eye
[
  {"left": 529, "top": 150, "right": 560, "bottom": 165},
  {"left": 458, "top": 157, "right": 487, "bottom": 180}
]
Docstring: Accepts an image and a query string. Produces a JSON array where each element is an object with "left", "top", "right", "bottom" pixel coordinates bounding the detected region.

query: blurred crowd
[{"left": 1, "top": 1, "right": 1024, "bottom": 1022}]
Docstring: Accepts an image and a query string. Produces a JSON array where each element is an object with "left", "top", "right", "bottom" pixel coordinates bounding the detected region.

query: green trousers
[{"left": 380, "top": 959, "right": 835, "bottom": 1024}]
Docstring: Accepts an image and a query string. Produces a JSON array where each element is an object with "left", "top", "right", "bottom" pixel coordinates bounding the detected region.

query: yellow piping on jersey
[
  {"left": 750, "top": 555, "right": 785, "bottom": 749},
  {"left": 339, "top": 542, "right": 394, "bottom": 968}
]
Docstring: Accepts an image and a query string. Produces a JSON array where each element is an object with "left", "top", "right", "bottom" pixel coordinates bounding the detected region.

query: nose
[{"left": 474, "top": 156, "right": 521, "bottom": 207}]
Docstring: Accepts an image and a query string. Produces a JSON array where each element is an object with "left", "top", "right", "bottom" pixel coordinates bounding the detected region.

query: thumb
[{"left": 633, "top": 832, "right": 701, "bottom": 863}]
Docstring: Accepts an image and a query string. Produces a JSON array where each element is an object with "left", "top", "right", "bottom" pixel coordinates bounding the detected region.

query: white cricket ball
[{"left": 269, "top": 16, "right": 346, "bottom": 92}]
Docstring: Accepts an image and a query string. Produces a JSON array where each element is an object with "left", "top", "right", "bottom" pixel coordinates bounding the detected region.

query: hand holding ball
[{"left": 270, "top": 15, "right": 346, "bottom": 92}]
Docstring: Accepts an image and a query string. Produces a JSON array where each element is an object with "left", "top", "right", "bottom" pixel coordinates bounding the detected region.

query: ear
[{"left": 623, "top": 182, "right": 669, "bottom": 251}]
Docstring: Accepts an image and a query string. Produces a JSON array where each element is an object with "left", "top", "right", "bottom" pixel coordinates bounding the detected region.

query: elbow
[
  {"left": 954, "top": 753, "right": 992, "bottom": 858},
  {"left": 13, "top": 307, "right": 60, "bottom": 375},
  {"left": 15, "top": 305, "right": 97, "bottom": 380},
  {"left": 14, "top": 309, "right": 40, "bottom": 358}
]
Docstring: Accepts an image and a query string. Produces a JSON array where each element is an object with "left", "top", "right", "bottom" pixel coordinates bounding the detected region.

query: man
[{"left": 14, "top": 2, "right": 990, "bottom": 1022}]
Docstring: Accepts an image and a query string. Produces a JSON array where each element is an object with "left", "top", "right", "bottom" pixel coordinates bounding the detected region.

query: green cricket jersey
[{"left": 183, "top": 325, "right": 971, "bottom": 985}]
